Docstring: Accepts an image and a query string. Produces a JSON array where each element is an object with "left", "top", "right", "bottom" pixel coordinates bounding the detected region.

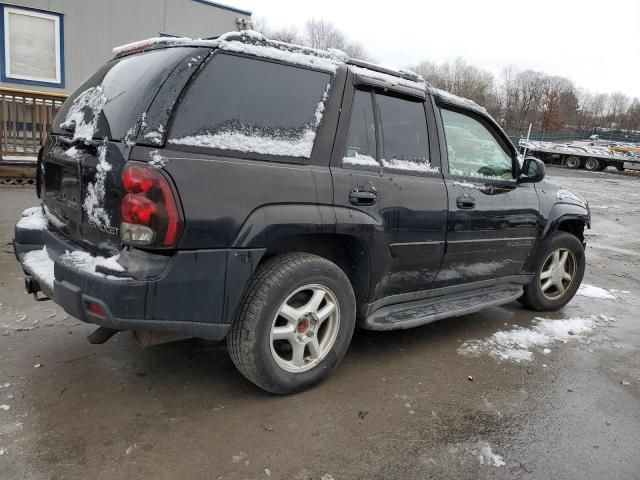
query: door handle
[
  {"left": 456, "top": 196, "right": 476, "bottom": 209},
  {"left": 349, "top": 190, "right": 378, "bottom": 206}
]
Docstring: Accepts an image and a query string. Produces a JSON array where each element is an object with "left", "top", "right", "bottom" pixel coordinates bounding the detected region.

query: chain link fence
[{"left": 506, "top": 128, "right": 640, "bottom": 147}]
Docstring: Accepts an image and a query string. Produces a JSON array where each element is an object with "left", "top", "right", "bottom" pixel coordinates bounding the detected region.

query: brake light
[{"left": 120, "top": 163, "right": 182, "bottom": 248}]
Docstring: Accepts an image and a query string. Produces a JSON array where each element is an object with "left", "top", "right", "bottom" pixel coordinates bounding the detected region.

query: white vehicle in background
[{"left": 519, "top": 138, "right": 640, "bottom": 172}]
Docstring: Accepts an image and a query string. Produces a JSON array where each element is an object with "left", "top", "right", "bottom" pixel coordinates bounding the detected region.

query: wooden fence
[{"left": 0, "top": 87, "right": 68, "bottom": 161}]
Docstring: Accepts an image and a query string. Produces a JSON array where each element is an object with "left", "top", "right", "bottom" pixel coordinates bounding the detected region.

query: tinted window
[
  {"left": 54, "top": 48, "right": 191, "bottom": 141},
  {"left": 343, "top": 90, "right": 377, "bottom": 165},
  {"left": 441, "top": 109, "right": 513, "bottom": 180},
  {"left": 377, "top": 94, "right": 432, "bottom": 172},
  {"left": 169, "top": 53, "right": 332, "bottom": 158}
]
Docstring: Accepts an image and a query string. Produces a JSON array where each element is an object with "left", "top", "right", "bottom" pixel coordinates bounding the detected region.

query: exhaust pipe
[
  {"left": 87, "top": 326, "right": 120, "bottom": 344},
  {"left": 132, "top": 330, "right": 188, "bottom": 348}
]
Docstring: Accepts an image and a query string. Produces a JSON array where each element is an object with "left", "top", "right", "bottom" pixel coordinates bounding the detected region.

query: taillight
[{"left": 120, "top": 163, "right": 182, "bottom": 248}]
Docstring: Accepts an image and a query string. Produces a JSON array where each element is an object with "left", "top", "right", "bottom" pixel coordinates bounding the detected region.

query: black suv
[{"left": 14, "top": 31, "right": 590, "bottom": 394}]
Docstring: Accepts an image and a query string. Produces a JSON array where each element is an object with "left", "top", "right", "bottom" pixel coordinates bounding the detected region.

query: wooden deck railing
[{"left": 0, "top": 87, "right": 68, "bottom": 161}]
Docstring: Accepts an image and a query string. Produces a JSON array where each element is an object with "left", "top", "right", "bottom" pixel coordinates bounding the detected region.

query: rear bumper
[{"left": 14, "top": 213, "right": 264, "bottom": 340}]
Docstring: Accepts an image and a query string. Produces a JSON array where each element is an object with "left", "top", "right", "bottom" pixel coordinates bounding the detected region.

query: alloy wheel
[
  {"left": 269, "top": 284, "right": 341, "bottom": 373},
  {"left": 539, "top": 248, "right": 577, "bottom": 300}
]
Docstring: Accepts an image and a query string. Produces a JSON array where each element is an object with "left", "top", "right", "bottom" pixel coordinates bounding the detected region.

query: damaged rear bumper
[{"left": 14, "top": 210, "right": 265, "bottom": 340}]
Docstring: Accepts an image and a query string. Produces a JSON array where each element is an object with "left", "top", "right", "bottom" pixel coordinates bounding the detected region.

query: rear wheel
[
  {"left": 584, "top": 157, "right": 600, "bottom": 171},
  {"left": 565, "top": 156, "right": 581, "bottom": 169},
  {"left": 520, "top": 231, "right": 585, "bottom": 311},
  {"left": 227, "top": 253, "right": 356, "bottom": 394}
]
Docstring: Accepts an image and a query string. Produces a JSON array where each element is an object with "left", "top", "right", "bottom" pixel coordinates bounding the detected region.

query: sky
[{"left": 221, "top": 0, "right": 640, "bottom": 98}]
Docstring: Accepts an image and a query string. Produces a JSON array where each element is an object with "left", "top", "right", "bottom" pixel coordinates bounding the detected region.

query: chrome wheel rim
[
  {"left": 269, "top": 284, "right": 340, "bottom": 373},
  {"left": 585, "top": 158, "right": 598, "bottom": 170},
  {"left": 539, "top": 248, "right": 577, "bottom": 300},
  {"left": 566, "top": 157, "right": 579, "bottom": 168}
]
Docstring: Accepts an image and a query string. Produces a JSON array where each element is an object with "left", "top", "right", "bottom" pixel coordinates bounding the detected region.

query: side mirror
[{"left": 518, "top": 157, "right": 545, "bottom": 184}]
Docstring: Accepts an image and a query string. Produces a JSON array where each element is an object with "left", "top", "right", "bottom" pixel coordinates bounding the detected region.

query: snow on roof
[
  {"left": 113, "top": 30, "right": 343, "bottom": 73},
  {"left": 430, "top": 87, "right": 486, "bottom": 112},
  {"left": 113, "top": 31, "right": 426, "bottom": 82},
  {"left": 349, "top": 65, "right": 426, "bottom": 90}
]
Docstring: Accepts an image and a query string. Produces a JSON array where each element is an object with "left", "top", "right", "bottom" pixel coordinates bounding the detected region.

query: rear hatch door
[{"left": 43, "top": 47, "right": 205, "bottom": 255}]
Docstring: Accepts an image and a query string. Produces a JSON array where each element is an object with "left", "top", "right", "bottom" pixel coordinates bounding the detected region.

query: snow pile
[
  {"left": 577, "top": 284, "right": 616, "bottom": 300},
  {"left": 171, "top": 81, "right": 332, "bottom": 158},
  {"left": 60, "top": 86, "right": 107, "bottom": 141},
  {"left": 171, "top": 128, "right": 318, "bottom": 158},
  {"left": 342, "top": 154, "right": 379, "bottom": 167},
  {"left": 60, "top": 251, "right": 125, "bottom": 277},
  {"left": 22, "top": 247, "right": 55, "bottom": 290},
  {"left": 16, "top": 206, "right": 48, "bottom": 230},
  {"left": 382, "top": 158, "right": 440, "bottom": 173},
  {"left": 458, "top": 315, "right": 611, "bottom": 363},
  {"left": 143, "top": 125, "right": 165, "bottom": 145},
  {"left": 448, "top": 441, "right": 505, "bottom": 467},
  {"left": 149, "top": 150, "right": 168, "bottom": 168},
  {"left": 83, "top": 141, "right": 112, "bottom": 228}
]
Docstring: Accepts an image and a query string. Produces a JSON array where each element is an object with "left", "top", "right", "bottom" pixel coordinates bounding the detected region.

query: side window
[
  {"left": 376, "top": 93, "right": 436, "bottom": 173},
  {"left": 441, "top": 109, "right": 514, "bottom": 180},
  {"left": 168, "top": 53, "right": 332, "bottom": 159},
  {"left": 342, "top": 90, "right": 378, "bottom": 167}
]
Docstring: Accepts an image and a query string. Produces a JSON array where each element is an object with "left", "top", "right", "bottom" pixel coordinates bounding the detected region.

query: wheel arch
[
  {"left": 258, "top": 232, "right": 372, "bottom": 319},
  {"left": 524, "top": 205, "right": 590, "bottom": 273}
]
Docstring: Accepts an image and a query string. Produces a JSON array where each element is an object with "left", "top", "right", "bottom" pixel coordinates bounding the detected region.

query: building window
[{"left": 1, "top": 5, "right": 64, "bottom": 87}]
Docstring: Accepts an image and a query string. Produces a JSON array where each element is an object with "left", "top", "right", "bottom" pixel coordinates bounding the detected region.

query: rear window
[
  {"left": 53, "top": 48, "right": 191, "bottom": 141},
  {"left": 168, "top": 53, "right": 332, "bottom": 159}
]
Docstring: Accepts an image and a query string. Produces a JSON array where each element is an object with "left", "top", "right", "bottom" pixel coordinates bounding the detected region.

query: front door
[{"left": 433, "top": 104, "right": 540, "bottom": 288}]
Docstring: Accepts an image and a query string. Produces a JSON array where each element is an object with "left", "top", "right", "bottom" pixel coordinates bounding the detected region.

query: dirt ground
[{"left": 0, "top": 167, "right": 639, "bottom": 480}]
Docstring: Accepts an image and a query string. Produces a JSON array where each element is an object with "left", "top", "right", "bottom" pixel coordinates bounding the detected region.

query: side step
[{"left": 362, "top": 285, "right": 523, "bottom": 331}]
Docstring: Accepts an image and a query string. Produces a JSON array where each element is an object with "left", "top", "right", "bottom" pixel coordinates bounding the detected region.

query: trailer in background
[{"left": 519, "top": 139, "right": 640, "bottom": 172}]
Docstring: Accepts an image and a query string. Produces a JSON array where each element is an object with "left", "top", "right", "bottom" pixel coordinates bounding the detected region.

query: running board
[{"left": 361, "top": 285, "right": 523, "bottom": 331}]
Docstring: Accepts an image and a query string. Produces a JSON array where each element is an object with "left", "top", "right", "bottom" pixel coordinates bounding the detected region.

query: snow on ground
[
  {"left": 16, "top": 207, "right": 47, "bottom": 230},
  {"left": 22, "top": 247, "right": 55, "bottom": 291},
  {"left": 448, "top": 441, "right": 506, "bottom": 467},
  {"left": 458, "top": 315, "right": 614, "bottom": 363},
  {"left": 577, "top": 284, "right": 616, "bottom": 300}
]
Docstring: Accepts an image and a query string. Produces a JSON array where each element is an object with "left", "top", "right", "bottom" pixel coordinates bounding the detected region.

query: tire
[
  {"left": 584, "top": 157, "right": 600, "bottom": 171},
  {"left": 519, "top": 231, "right": 585, "bottom": 311},
  {"left": 227, "top": 252, "right": 356, "bottom": 394},
  {"left": 565, "top": 156, "right": 581, "bottom": 169}
]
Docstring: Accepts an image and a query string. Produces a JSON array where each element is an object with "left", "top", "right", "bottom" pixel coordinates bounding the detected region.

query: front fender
[{"left": 542, "top": 202, "right": 591, "bottom": 239}]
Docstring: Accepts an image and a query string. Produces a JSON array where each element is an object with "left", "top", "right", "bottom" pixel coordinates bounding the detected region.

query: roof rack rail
[{"left": 346, "top": 59, "right": 425, "bottom": 84}]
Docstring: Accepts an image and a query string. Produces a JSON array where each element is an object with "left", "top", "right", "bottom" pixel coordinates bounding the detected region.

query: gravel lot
[{"left": 0, "top": 167, "right": 639, "bottom": 480}]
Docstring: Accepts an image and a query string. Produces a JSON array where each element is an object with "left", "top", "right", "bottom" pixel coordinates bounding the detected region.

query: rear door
[
  {"left": 43, "top": 47, "right": 204, "bottom": 255},
  {"left": 433, "top": 103, "right": 540, "bottom": 287}
]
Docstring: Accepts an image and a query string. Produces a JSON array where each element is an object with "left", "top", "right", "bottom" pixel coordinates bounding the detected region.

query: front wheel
[
  {"left": 519, "top": 231, "right": 585, "bottom": 311},
  {"left": 227, "top": 253, "right": 356, "bottom": 394}
]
